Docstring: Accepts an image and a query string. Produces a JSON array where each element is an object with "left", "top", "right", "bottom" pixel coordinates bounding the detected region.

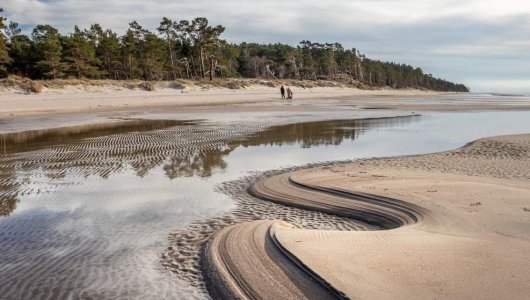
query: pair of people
[{"left": 280, "top": 85, "right": 293, "bottom": 100}]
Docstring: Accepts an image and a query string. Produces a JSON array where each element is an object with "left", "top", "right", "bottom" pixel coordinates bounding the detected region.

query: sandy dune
[{"left": 202, "top": 134, "right": 530, "bottom": 299}]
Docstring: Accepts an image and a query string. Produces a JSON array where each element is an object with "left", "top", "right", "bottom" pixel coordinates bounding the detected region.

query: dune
[{"left": 202, "top": 134, "right": 530, "bottom": 299}]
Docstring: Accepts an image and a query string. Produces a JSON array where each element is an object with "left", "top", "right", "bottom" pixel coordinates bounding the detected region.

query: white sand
[
  {"left": 0, "top": 83, "right": 406, "bottom": 118},
  {"left": 5, "top": 80, "right": 529, "bottom": 119},
  {"left": 274, "top": 134, "right": 530, "bottom": 299}
]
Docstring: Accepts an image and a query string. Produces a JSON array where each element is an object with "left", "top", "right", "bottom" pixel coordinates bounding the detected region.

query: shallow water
[{"left": 0, "top": 110, "right": 529, "bottom": 299}]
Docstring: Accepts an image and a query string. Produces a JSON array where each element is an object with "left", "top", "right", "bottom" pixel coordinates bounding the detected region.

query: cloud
[{"left": 2, "top": 0, "right": 530, "bottom": 92}]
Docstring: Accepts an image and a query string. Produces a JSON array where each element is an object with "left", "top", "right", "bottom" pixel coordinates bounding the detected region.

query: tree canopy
[{"left": 0, "top": 8, "right": 469, "bottom": 92}]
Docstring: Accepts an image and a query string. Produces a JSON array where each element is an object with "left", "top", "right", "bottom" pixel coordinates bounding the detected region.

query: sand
[
  {"left": 203, "top": 134, "right": 530, "bottom": 299},
  {"left": 2, "top": 80, "right": 530, "bottom": 119},
  {"left": 3, "top": 78, "right": 530, "bottom": 299},
  {"left": 0, "top": 82, "right": 409, "bottom": 118},
  {"left": 201, "top": 220, "right": 339, "bottom": 299}
]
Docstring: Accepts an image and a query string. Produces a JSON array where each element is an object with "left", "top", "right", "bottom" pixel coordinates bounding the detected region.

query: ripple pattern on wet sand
[
  {"left": 0, "top": 116, "right": 417, "bottom": 299},
  {"left": 1, "top": 120, "right": 303, "bottom": 299}
]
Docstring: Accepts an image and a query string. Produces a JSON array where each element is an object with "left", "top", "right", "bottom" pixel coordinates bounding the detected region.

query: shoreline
[
  {"left": 200, "top": 133, "right": 530, "bottom": 299},
  {"left": 0, "top": 81, "right": 444, "bottom": 119},
  {"left": 1, "top": 83, "right": 529, "bottom": 137},
  {"left": 2, "top": 79, "right": 529, "bottom": 120}
]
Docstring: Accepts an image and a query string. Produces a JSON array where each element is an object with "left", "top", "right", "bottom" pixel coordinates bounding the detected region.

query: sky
[{"left": 2, "top": 0, "right": 530, "bottom": 93}]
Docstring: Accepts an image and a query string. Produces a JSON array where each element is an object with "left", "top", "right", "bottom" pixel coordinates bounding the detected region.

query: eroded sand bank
[{"left": 203, "top": 134, "right": 530, "bottom": 299}]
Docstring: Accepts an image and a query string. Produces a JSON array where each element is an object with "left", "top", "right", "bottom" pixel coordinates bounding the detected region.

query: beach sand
[
  {"left": 204, "top": 134, "right": 530, "bottom": 299},
  {"left": 3, "top": 79, "right": 530, "bottom": 299},
  {"left": 2, "top": 80, "right": 530, "bottom": 119}
]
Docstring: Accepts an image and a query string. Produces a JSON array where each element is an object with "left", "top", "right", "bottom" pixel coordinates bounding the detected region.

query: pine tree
[
  {"left": 217, "top": 42, "right": 240, "bottom": 78},
  {"left": 175, "top": 20, "right": 193, "bottom": 78},
  {"left": 63, "top": 26, "right": 101, "bottom": 78},
  {"left": 121, "top": 27, "right": 139, "bottom": 79},
  {"left": 0, "top": 8, "right": 12, "bottom": 77},
  {"left": 157, "top": 17, "right": 177, "bottom": 80},
  {"left": 7, "top": 23, "right": 34, "bottom": 78},
  {"left": 0, "top": 9, "right": 468, "bottom": 92},
  {"left": 32, "top": 25, "right": 66, "bottom": 79},
  {"left": 141, "top": 32, "right": 166, "bottom": 80},
  {"left": 126, "top": 21, "right": 166, "bottom": 80},
  {"left": 186, "top": 18, "right": 225, "bottom": 79},
  {"left": 98, "top": 28, "right": 121, "bottom": 79}
]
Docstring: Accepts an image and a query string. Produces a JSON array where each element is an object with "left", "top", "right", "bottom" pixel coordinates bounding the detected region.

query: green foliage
[
  {"left": 8, "top": 34, "right": 34, "bottom": 77},
  {"left": 62, "top": 26, "right": 101, "bottom": 78},
  {"left": 86, "top": 24, "right": 121, "bottom": 79},
  {"left": 0, "top": 8, "right": 468, "bottom": 91},
  {"left": 157, "top": 17, "right": 177, "bottom": 79},
  {"left": 32, "top": 25, "right": 67, "bottom": 79},
  {"left": 0, "top": 8, "right": 13, "bottom": 77}
]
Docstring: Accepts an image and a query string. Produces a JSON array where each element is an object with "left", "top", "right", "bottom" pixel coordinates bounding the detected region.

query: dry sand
[
  {"left": 203, "top": 134, "right": 530, "bottom": 299},
  {"left": 2, "top": 79, "right": 529, "bottom": 119},
  {"left": 0, "top": 80, "right": 419, "bottom": 118}
]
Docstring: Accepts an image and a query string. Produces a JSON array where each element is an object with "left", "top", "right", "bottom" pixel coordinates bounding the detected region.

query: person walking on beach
[
  {"left": 286, "top": 87, "right": 293, "bottom": 100},
  {"left": 280, "top": 85, "right": 286, "bottom": 99}
]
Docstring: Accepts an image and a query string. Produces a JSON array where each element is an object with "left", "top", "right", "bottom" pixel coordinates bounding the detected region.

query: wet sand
[
  {"left": 2, "top": 87, "right": 530, "bottom": 299},
  {"left": 1, "top": 114, "right": 415, "bottom": 299},
  {"left": 203, "top": 134, "right": 530, "bottom": 299}
]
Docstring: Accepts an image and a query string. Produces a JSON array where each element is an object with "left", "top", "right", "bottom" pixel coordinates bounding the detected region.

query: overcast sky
[{"left": 3, "top": 0, "right": 530, "bottom": 93}]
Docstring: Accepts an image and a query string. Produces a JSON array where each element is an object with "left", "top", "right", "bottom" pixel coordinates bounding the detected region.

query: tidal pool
[{"left": 0, "top": 110, "right": 529, "bottom": 299}]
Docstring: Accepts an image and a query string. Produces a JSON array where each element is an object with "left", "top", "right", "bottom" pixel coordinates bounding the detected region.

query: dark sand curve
[
  {"left": 201, "top": 220, "right": 338, "bottom": 299},
  {"left": 201, "top": 134, "right": 530, "bottom": 299},
  {"left": 201, "top": 174, "right": 427, "bottom": 299}
]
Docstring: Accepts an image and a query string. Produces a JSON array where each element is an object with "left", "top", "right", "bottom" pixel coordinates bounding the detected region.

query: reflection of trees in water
[
  {"left": 0, "top": 196, "right": 17, "bottom": 217},
  {"left": 0, "top": 115, "right": 418, "bottom": 217},
  {"left": 0, "top": 119, "right": 192, "bottom": 154},
  {"left": 0, "top": 164, "right": 18, "bottom": 217},
  {"left": 240, "top": 116, "right": 418, "bottom": 148},
  {"left": 0, "top": 120, "right": 242, "bottom": 216},
  {"left": 164, "top": 148, "right": 233, "bottom": 179}
]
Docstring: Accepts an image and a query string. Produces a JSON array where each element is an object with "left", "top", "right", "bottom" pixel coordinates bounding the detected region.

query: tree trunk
[
  {"left": 75, "top": 53, "right": 81, "bottom": 78},
  {"left": 357, "top": 59, "right": 363, "bottom": 82},
  {"left": 184, "top": 59, "right": 190, "bottom": 79},
  {"left": 128, "top": 54, "right": 133, "bottom": 79},
  {"left": 51, "top": 56, "right": 57, "bottom": 79},
  {"left": 209, "top": 55, "right": 216, "bottom": 81},
  {"left": 199, "top": 47, "right": 205, "bottom": 78},
  {"left": 166, "top": 35, "right": 176, "bottom": 80},
  {"left": 264, "top": 65, "right": 278, "bottom": 79},
  {"left": 190, "top": 55, "right": 197, "bottom": 78}
]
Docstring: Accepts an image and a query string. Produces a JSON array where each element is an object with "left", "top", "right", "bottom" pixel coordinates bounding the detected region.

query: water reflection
[
  {"left": 1, "top": 110, "right": 529, "bottom": 299},
  {"left": 163, "top": 149, "right": 233, "bottom": 179},
  {"left": 0, "top": 115, "right": 421, "bottom": 300},
  {"left": 242, "top": 116, "right": 417, "bottom": 148},
  {"left": 0, "top": 116, "right": 417, "bottom": 217},
  {"left": 0, "top": 119, "right": 194, "bottom": 154}
]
